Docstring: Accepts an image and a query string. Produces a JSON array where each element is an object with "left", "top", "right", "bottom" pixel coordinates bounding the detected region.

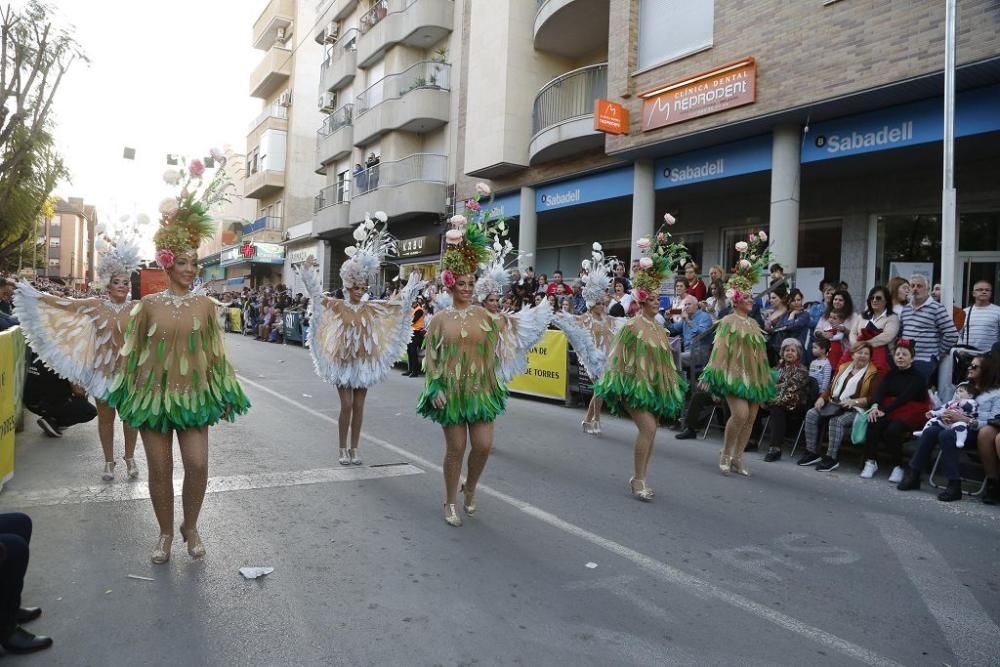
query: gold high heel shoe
[
  {"left": 629, "top": 477, "right": 654, "bottom": 502},
  {"left": 101, "top": 461, "right": 115, "bottom": 482},
  {"left": 150, "top": 534, "right": 172, "bottom": 564},
  {"left": 443, "top": 504, "right": 462, "bottom": 527},
  {"left": 179, "top": 524, "right": 206, "bottom": 559},
  {"left": 124, "top": 458, "right": 140, "bottom": 480},
  {"left": 730, "top": 457, "right": 751, "bottom": 476},
  {"left": 460, "top": 483, "right": 477, "bottom": 515},
  {"left": 719, "top": 451, "right": 732, "bottom": 475}
]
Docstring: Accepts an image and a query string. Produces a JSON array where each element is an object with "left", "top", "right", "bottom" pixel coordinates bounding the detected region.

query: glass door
[{"left": 956, "top": 254, "right": 1000, "bottom": 308}]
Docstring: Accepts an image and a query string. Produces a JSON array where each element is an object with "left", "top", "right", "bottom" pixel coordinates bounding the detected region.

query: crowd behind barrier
[{"left": 4, "top": 262, "right": 1000, "bottom": 506}]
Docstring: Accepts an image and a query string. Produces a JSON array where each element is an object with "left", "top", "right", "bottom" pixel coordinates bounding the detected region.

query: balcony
[
  {"left": 253, "top": 0, "right": 295, "bottom": 50},
  {"left": 349, "top": 153, "right": 447, "bottom": 224},
  {"left": 353, "top": 61, "right": 450, "bottom": 146},
  {"left": 250, "top": 46, "right": 293, "bottom": 99},
  {"left": 245, "top": 168, "right": 286, "bottom": 200},
  {"left": 247, "top": 103, "right": 289, "bottom": 135},
  {"left": 529, "top": 63, "right": 607, "bottom": 165},
  {"left": 244, "top": 215, "right": 284, "bottom": 235},
  {"left": 330, "top": 0, "right": 360, "bottom": 23},
  {"left": 314, "top": 184, "right": 352, "bottom": 236},
  {"left": 534, "top": 0, "right": 609, "bottom": 58},
  {"left": 319, "top": 28, "right": 358, "bottom": 93},
  {"left": 316, "top": 104, "right": 354, "bottom": 170},
  {"left": 357, "top": 0, "right": 453, "bottom": 69}
]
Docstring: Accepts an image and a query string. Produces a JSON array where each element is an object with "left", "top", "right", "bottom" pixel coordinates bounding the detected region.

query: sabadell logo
[
  {"left": 540, "top": 189, "right": 581, "bottom": 207},
  {"left": 815, "top": 121, "right": 914, "bottom": 153}
]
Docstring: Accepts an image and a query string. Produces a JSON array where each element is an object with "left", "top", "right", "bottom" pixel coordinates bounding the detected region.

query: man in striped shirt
[
  {"left": 900, "top": 274, "right": 959, "bottom": 383},
  {"left": 958, "top": 280, "right": 1000, "bottom": 353}
]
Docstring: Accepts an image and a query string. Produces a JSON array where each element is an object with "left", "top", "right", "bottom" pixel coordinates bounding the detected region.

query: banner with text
[
  {"left": 0, "top": 327, "right": 26, "bottom": 489},
  {"left": 508, "top": 330, "right": 568, "bottom": 401}
]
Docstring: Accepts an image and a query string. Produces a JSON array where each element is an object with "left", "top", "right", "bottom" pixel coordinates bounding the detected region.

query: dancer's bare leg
[
  {"left": 96, "top": 400, "right": 116, "bottom": 464},
  {"left": 337, "top": 387, "right": 353, "bottom": 449},
  {"left": 465, "top": 421, "right": 494, "bottom": 493},
  {"left": 442, "top": 424, "right": 468, "bottom": 505},
  {"left": 123, "top": 418, "right": 139, "bottom": 461},
  {"left": 350, "top": 388, "right": 367, "bottom": 450},
  {"left": 141, "top": 429, "right": 174, "bottom": 535},
  {"left": 177, "top": 427, "right": 209, "bottom": 533},
  {"left": 627, "top": 408, "right": 657, "bottom": 481},
  {"left": 587, "top": 396, "right": 603, "bottom": 425}
]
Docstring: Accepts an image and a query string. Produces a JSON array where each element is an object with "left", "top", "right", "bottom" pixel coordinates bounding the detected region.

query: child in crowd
[
  {"left": 824, "top": 310, "right": 846, "bottom": 369},
  {"left": 914, "top": 382, "right": 979, "bottom": 448},
  {"left": 809, "top": 338, "right": 833, "bottom": 394},
  {"left": 269, "top": 309, "right": 285, "bottom": 343}
]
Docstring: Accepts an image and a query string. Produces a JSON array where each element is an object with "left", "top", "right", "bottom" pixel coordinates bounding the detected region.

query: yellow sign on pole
[
  {"left": 0, "top": 327, "right": 25, "bottom": 489},
  {"left": 508, "top": 330, "right": 568, "bottom": 401},
  {"left": 228, "top": 308, "right": 242, "bottom": 333}
]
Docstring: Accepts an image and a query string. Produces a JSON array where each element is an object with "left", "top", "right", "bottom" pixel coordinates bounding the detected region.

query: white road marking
[
  {"left": 0, "top": 464, "right": 423, "bottom": 509},
  {"left": 867, "top": 512, "right": 1000, "bottom": 666},
  {"left": 238, "top": 374, "right": 905, "bottom": 667}
]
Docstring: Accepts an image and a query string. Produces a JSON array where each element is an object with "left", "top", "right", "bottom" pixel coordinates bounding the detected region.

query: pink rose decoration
[
  {"left": 465, "top": 199, "right": 481, "bottom": 212},
  {"left": 475, "top": 182, "right": 491, "bottom": 196},
  {"left": 156, "top": 248, "right": 176, "bottom": 269},
  {"left": 639, "top": 257, "right": 653, "bottom": 269},
  {"left": 448, "top": 214, "right": 468, "bottom": 228},
  {"left": 445, "top": 229, "right": 464, "bottom": 245},
  {"left": 735, "top": 241, "right": 749, "bottom": 253},
  {"left": 441, "top": 270, "right": 456, "bottom": 287},
  {"left": 663, "top": 213, "right": 676, "bottom": 225},
  {"left": 634, "top": 288, "right": 649, "bottom": 302},
  {"left": 189, "top": 159, "right": 205, "bottom": 177},
  {"left": 636, "top": 237, "right": 651, "bottom": 251},
  {"left": 758, "top": 230, "right": 768, "bottom": 242},
  {"left": 657, "top": 232, "right": 666, "bottom": 242},
  {"left": 738, "top": 259, "right": 752, "bottom": 270}
]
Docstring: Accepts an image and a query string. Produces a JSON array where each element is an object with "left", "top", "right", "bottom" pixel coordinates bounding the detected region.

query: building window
[
  {"left": 48, "top": 258, "right": 60, "bottom": 268},
  {"left": 336, "top": 170, "right": 350, "bottom": 203},
  {"left": 637, "top": 0, "right": 714, "bottom": 71},
  {"left": 49, "top": 237, "right": 60, "bottom": 248}
]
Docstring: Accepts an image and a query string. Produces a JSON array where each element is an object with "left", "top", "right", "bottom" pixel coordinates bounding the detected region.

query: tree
[{"left": 0, "top": 1, "right": 85, "bottom": 261}]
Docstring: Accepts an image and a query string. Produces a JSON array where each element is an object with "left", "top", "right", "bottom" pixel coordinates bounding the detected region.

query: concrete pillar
[
  {"left": 518, "top": 186, "right": 536, "bottom": 270},
  {"left": 630, "top": 159, "right": 655, "bottom": 265},
  {"left": 769, "top": 125, "right": 801, "bottom": 274}
]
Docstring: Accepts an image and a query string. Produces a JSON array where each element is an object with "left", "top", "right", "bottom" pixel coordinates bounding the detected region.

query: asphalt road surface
[{"left": 2, "top": 333, "right": 999, "bottom": 666}]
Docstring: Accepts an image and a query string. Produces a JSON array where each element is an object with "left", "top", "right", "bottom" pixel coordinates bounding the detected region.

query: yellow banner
[
  {"left": 508, "top": 330, "right": 568, "bottom": 401},
  {"left": 228, "top": 308, "right": 242, "bottom": 332},
  {"left": 0, "top": 327, "right": 24, "bottom": 488}
]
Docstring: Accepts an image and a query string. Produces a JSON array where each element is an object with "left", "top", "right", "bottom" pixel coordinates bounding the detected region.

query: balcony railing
[
  {"left": 317, "top": 104, "right": 353, "bottom": 138},
  {"left": 315, "top": 183, "right": 351, "bottom": 212},
  {"left": 351, "top": 153, "right": 446, "bottom": 196},
  {"left": 248, "top": 103, "right": 289, "bottom": 132},
  {"left": 246, "top": 215, "right": 283, "bottom": 234},
  {"left": 359, "top": 0, "right": 390, "bottom": 34},
  {"left": 532, "top": 63, "right": 607, "bottom": 136},
  {"left": 355, "top": 60, "right": 451, "bottom": 116}
]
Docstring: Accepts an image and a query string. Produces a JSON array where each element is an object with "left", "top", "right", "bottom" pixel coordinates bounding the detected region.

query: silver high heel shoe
[
  {"left": 338, "top": 448, "right": 350, "bottom": 465},
  {"left": 460, "top": 483, "right": 477, "bottom": 515},
  {"left": 581, "top": 419, "right": 593, "bottom": 434},
  {"left": 592, "top": 420, "right": 602, "bottom": 435},
  {"left": 349, "top": 449, "right": 362, "bottom": 465},
  {"left": 629, "top": 477, "right": 654, "bottom": 502},
  {"left": 443, "top": 504, "right": 462, "bottom": 527},
  {"left": 101, "top": 461, "right": 115, "bottom": 482},
  {"left": 124, "top": 458, "right": 140, "bottom": 480},
  {"left": 150, "top": 534, "right": 172, "bottom": 564},
  {"left": 179, "top": 524, "right": 206, "bottom": 559}
]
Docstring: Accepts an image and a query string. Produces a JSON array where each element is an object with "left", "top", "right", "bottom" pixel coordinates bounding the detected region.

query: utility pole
[{"left": 938, "top": 0, "right": 957, "bottom": 393}]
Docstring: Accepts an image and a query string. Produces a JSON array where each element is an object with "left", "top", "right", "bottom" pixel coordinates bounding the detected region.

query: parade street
[{"left": 2, "top": 333, "right": 999, "bottom": 667}]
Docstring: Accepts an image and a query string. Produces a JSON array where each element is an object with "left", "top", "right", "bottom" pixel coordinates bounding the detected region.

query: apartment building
[
  {"left": 246, "top": 0, "right": 327, "bottom": 287},
  {"left": 311, "top": 0, "right": 459, "bottom": 287},
  {"left": 38, "top": 197, "right": 96, "bottom": 288},
  {"left": 454, "top": 0, "right": 1000, "bottom": 307},
  {"left": 197, "top": 150, "right": 262, "bottom": 291}
]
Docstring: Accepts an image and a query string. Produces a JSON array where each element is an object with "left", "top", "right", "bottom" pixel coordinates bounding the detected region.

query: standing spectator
[
  {"left": 535, "top": 273, "right": 549, "bottom": 294},
  {"left": 850, "top": 286, "right": 899, "bottom": 375},
  {"left": 571, "top": 282, "right": 587, "bottom": 314},
  {"left": 807, "top": 282, "right": 835, "bottom": 333},
  {"left": 613, "top": 262, "right": 631, "bottom": 291},
  {"left": 366, "top": 153, "right": 380, "bottom": 189},
  {"left": 899, "top": 275, "right": 959, "bottom": 383},
  {"left": 0, "top": 279, "right": 13, "bottom": 315},
  {"left": 704, "top": 279, "right": 730, "bottom": 320},
  {"left": 667, "top": 294, "right": 713, "bottom": 373},
  {"left": 859, "top": 341, "right": 929, "bottom": 481},
  {"left": 707, "top": 265, "right": 725, "bottom": 285},
  {"left": 888, "top": 276, "right": 910, "bottom": 310},
  {"left": 958, "top": 280, "right": 1000, "bottom": 353},
  {"left": 404, "top": 297, "right": 426, "bottom": 377},
  {"left": 684, "top": 262, "right": 707, "bottom": 301},
  {"left": 771, "top": 288, "right": 811, "bottom": 350},
  {"left": 545, "top": 270, "right": 566, "bottom": 296},
  {"left": 666, "top": 278, "right": 688, "bottom": 322},
  {"left": 761, "top": 286, "right": 789, "bottom": 365},
  {"left": 353, "top": 162, "right": 367, "bottom": 195},
  {"left": 520, "top": 266, "right": 538, "bottom": 295}
]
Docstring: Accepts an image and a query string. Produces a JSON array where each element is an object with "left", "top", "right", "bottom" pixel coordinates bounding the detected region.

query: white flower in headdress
[
  {"left": 118, "top": 214, "right": 130, "bottom": 224},
  {"left": 136, "top": 213, "right": 151, "bottom": 226},
  {"left": 735, "top": 241, "right": 749, "bottom": 253},
  {"left": 579, "top": 241, "right": 617, "bottom": 308},
  {"left": 210, "top": 147, "right": 225, "bottom": 161},
  {"left": 582, "top": 259, "right": 592, "bottom": 271},
  {"left": 663, "top": 212, "right": 676, "bottom": 225},
  {"left": 159, "top": 197, "right": 179, "bottom": 216},
  {"left": 95, "top": 237, "right": 109, "bottom": 252},
  {"left": 639, "top": 257, "right": 653, "bottom": 269},
  {"left": 475, "top": 182, "right": 491, "bottom": 196},
  {"left": 448, "top": 214, "right": 467, "bottom": 228},
  {"left": 95, "top": 222, "right": 108, "bottom": 235},
  {"left": 163, "top": 169, "right": 182, "bottom": 185},
  {"left": 345, "top": 246, "right": 358, "bottom": 257},
  {"left": 352, "top": 225, "right": 368, "bottom": 241},
  {"left": 592, "top": 242, "right": 602, "bottom": 251},
  {"left": 373, "top": 210, "right": 388, "bottom": 223}
]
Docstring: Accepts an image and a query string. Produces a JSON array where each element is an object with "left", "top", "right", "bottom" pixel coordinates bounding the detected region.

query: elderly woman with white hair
[{"left": 757, "top": 337, "right": 811, "bottom": 462}]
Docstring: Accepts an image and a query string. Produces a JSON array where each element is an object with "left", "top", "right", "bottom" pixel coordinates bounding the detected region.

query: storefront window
[{"left": 798, "top": 221, "right": 841, "bottom": 287}]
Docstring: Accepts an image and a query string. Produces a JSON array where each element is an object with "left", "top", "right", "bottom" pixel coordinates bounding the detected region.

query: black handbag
[{"left": 952, "top": 307, "right": 978, "bottom": 385}]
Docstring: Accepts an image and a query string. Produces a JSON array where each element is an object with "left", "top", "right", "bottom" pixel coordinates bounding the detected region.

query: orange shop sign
[
  {"left": 594, "top": 99, "right": 629, "bottom": 135},
  {"left": 640, "top": 58, "right": 757, "bottom": 132}
]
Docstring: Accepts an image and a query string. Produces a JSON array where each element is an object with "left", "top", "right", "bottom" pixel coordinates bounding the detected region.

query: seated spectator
[
  {"left": 683, "top": 262, "right": 707, "bottom": 301},
  {"left": 674, "top": 387, "right": 719, "bottom": 440},
  {"left": 0, "top": 513, "right": 52, "bottom": 654},
  {"left": 703, "top": 279, "right": 730, "bottom": 320},
  {"left": 609, "top": 278, "right": 632, "bottom": 316},
  {"left": 707, "top": 265, "right": 724, "bottom": 284},
  {"left": 859, "top": 340, "right": 930, "bottom": 482},
  {"left": 257, "top": 306, "right": 274, "bottom": 341},
  {"left": 23, "top": 351, "right": 97, "bottom": 438},
  {"left": 535, "top": 274, "right": 548, "bottom": 294},
  {"left": 849, "top": 286, "right": 899, "bottom": 375},
  {"left": 809, "top": 338, "right": 833, "bottom": 395},
  {"left": 665, "top": 278, "right": 688, "bottom": 322},
  {"left": 268, "top": 309, "right": 285, "bottom": 342},
  {"left": 798, "top": 342, "right": 880, "bottom": 471},
  {"left": 667, "top": 294, "right": 713, "bottom": 372},
  {"left": 901, "top": 354, "right": 1000, "bottom": 501},
  {"left": 755, "top": 338, "right": 810, "bottom": 462}
]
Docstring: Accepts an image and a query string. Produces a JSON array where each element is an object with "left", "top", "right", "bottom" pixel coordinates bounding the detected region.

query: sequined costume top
[
  {"left": 105, "top": 290, "right": 250, "bottom": 432},
  {"left": 416, "top": 302, "right": 552, "bottom": 426},
  {"left": 13, "top": 281, "right": 135, "bottom": 399}
]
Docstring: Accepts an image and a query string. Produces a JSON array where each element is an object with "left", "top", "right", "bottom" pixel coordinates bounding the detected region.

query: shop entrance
[{"left": 957, "top": 254, "right": 1000, "bottom": 308}]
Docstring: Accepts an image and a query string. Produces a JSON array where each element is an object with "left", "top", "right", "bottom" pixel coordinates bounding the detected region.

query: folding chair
[
  {"left": 699, "top": 400, "right": 728, "bottom": 440},
  {"left": 928, "top": 449, "right": 987, "bottom": 496}
]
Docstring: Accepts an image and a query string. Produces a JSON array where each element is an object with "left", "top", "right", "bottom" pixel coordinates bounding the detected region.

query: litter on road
[{"left": 240, "top": 566, "right": 275, "bottom": 580}]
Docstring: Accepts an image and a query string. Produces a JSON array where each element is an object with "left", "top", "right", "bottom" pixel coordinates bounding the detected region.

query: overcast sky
[{"left": 46, "top": 0, "right": 263, "bottom": 230}]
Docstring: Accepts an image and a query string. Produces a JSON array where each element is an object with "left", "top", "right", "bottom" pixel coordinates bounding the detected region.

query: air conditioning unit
[
  {"left": 324, "top": 21, "right": 339, "bottom": 44},
  {"left": 275, "top": 27, "right": 287, "bottom": 44},
  {"left": 319, "top": 92, "right": 336, "bottom": 113},
  {"left": 278, "top": 90, "right": 291, "bottom": 107}
]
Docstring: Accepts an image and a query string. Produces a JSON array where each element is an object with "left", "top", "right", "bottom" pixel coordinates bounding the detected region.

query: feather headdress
[
  {"left": 94, "top": 218, "right": 143, "bottom": 285},
  {"left": 579, "top": 242, "right": 617, "bottom": 307},
  {"left": 154, "top": 148, "right": 233, "bottom": 267},
  {"left": 441, "top": 182, "right": 504, "bottom": 288},
  {"left": 725, "top": 230, "right": 772, "bottom": 303},
  {"left": 473, "top": 234, "right": 517, "bottom": 302},
  {"left": 340, "top": 211, "right": 396, "bottom": 288}
]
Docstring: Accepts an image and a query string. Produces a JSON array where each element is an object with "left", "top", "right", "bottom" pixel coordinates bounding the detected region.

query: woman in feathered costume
[
  {"left": 14, "top": 222, "right": 144, "bottom": 481},
  {"left": 593, "top": 222, "right": 688, "bottom": 501},
  {"left": 698, "top": 231, "right": 777, "bottom": 476},
  {"left": 553, "top": 243, "right": 623, "bottom": 435},
  {"left": 417, "top": 184, "right": 552, "bottom": 526},
  {"left": 105, "top": 152, "right": 251, "bottom": 563},
  {"left": 296, "top": 212, "right": 425, "bottom": 465}
]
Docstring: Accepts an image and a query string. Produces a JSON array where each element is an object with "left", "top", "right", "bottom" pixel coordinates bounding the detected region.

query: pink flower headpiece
[{"left": 155, "top": 248, "right": 176, "bottom": 269}]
